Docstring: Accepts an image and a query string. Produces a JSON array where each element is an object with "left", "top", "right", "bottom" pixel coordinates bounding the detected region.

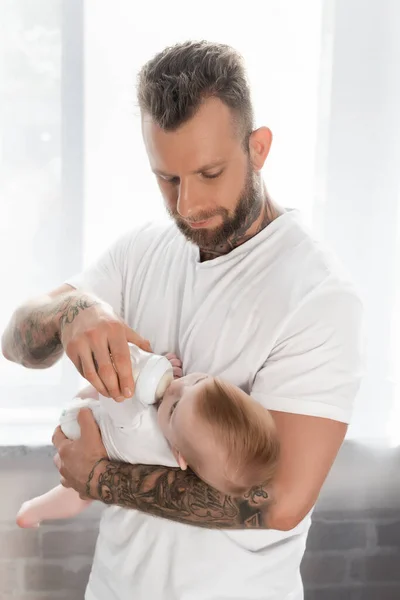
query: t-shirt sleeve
[
  {"left": 251, "top": 282, "right": 365, "bottom": 424},
  {"left": 65, "top": 231, "right": 137, "bottom": 318}
]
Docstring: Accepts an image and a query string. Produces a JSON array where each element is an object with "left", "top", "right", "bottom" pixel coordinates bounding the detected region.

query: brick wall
[
  {"left": 0, "top": 447, "right": 103, "bottom": 599},
  {"left": 302, "top": 510, "right": 400, "bottom": 600},
  {"left": 0, "top": 443, "right": 399, "bottom": 599}
]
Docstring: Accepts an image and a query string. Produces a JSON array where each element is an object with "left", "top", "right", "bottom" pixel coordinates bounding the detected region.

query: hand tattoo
[
  {"left": 87, "top": 461, "right": 272, "bottom": 529},
  {"left": 58, "top": 296, "right": 100, "bottom": 331}
]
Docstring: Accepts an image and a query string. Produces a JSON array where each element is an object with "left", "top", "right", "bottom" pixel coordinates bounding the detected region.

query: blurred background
[{"left": 0, "top": 1, "right": 399, "bottom": 598}]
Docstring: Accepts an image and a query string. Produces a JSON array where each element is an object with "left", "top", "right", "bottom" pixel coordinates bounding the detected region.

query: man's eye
[
  {"left": 159, "top": 175, "right": 179, "bottom": 185},
  {"left": 202, "top": 171, "right": 223, "bottom": 180}
]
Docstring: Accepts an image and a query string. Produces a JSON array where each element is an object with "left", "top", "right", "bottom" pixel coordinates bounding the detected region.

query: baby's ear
[
  {"left": 178, "top": 453, "right": 188, "bottom": 471},
  {"left": 173, "top": 448, "right": 188, "bottom": 471}
]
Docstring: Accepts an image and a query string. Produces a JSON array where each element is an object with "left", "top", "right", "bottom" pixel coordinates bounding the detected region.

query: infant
[{"left": 17, "top": 350, "right": 279, "bottom": 528}]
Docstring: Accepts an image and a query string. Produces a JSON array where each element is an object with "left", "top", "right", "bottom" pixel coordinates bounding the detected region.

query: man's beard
[{"left": 166, "top": 164, "right": 264, "bottom": 251}]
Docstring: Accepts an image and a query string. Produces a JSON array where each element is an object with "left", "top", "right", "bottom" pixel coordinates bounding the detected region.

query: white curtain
[{"left": 1, "top": 0, "right": 399, "bottom": 445}]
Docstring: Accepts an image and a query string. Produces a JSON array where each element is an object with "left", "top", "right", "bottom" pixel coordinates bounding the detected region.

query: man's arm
[
  {"left": 82, "top": 413, "right": 345, "bottom": 531},
  {"left": 1, "top": 283, "right": 85, "bottom": 368},
  {"left": 2, "top": 283, "right": 149, "bottom": 397},
  {"left": 55, "top": 409, "right": 345, "bottom": 531},
  {"left": 263, "top": 412, "right": 347, "bottom": 530},
  {"left": 53, "top": 408, "right": 274, "bottom": 530},
  {"left": 88, "top": 459, "right": 273, "bottom": 529}
]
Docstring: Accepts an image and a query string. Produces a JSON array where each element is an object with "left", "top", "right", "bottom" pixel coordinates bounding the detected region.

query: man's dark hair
[{"left": 137, "top": 40, "right": 254, "bottom": 147}]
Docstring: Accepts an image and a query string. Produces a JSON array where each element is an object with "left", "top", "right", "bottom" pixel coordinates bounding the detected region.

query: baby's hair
[{"left": 195, "top": 378, "right": 280, "bottom": 495}]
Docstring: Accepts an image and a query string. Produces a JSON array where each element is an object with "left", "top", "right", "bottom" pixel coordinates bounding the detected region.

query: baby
[{"left": 17, "top": 349, "right": 279, "bottom": 528}]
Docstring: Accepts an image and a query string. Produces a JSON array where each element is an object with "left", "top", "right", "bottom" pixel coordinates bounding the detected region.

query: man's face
[{"left": 142, "top": 98, "right": 263, "bottom": 250}]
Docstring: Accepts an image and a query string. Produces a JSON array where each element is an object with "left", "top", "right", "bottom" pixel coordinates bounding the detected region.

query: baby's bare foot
[{"left": 16, "top": 501, "right": 40, "bottom": 529}]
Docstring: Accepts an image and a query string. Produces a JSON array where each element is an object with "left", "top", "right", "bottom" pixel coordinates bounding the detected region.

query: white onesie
[{"left": 59, "top": 394, "right": 178, "bottom": 468}]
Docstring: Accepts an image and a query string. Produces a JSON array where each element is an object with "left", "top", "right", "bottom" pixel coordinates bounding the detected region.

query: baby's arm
[{"left": 17, "top": 485, "right": 92, "bottom": 528}]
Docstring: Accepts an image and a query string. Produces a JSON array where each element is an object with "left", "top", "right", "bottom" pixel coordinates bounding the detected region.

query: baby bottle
[{"left": 99, "top": 344, "right": 174, "bottom": 427}]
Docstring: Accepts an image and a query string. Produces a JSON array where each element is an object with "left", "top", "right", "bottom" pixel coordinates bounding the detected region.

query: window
[
  {"left": 0, "top": 0, "right": 82, "bottom": 440},
  {"left": 1, "top": 0, "right": 399, "bottom": 445}
]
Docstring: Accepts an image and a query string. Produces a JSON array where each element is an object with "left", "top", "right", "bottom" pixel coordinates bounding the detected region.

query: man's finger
[
  {"left": 125, "top": 326, "right": 152, "bottom": 353},
  {"left": 52, "top": 425, "right": 68, "bottom": 450},
  {"left": 78, "top": 344, "right": 110, "bottom": 397},
  {"left": 108, "top": 330, "right": 136, "bottom": 398},
  {"left": 77, "top": 408, "right": 102, "bottom": 441},
  {"left": 92, "top": 341, "right": 121, "bottom": 400}
]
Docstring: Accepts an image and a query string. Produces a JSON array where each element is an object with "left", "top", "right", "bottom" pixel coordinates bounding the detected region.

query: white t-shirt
[{"left": 66, "top": 210, "right": 363, "bottom": 600}]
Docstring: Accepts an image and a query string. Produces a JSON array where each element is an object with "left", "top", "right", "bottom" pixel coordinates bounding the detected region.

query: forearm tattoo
[
  {"left": 4, "top": 293, "right": 99, "bottom": 367},
  {"left": 87, "top": 460, "right": 272, "bottom": 529}
]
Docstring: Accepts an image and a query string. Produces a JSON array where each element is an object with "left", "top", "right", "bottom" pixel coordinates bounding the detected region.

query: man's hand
[
  {"left": 52, "top": 408, "right": 109, "bottom": 499},
  {"left": 60, "top": 295, "right": 151, "bottom": 400}
]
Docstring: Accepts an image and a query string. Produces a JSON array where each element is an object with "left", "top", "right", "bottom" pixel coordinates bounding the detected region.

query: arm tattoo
[
  {"left": 87, "top": 460, "right": 272, "bottom": 529},
  {"left": 58, "top": 296, "right": 100, "bottom": 330},
  {"left": 3, "top": 293, "right": 99, "bottom": 368}
]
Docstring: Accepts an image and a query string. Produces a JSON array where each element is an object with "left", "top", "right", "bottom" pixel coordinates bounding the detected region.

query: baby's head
[{"left": 157, "top": 373, "right": 279, "bottom": 495}]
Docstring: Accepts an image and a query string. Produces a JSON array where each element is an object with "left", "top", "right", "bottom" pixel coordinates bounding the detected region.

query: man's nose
[{"left": 176, "top": 179, "right": 202, "bottom": 219}]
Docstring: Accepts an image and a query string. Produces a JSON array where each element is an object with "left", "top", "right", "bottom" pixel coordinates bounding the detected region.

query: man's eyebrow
[
  {"left": 153, "top": 160, "right": 226, "bottom": 178},
  {"left": 192, "top": 160, "right": 226, "bottom": 174}
]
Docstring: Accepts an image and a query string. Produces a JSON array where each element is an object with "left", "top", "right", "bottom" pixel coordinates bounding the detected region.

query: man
[{"left": 2, "top": 41, "right": 363, "bottom": 599}]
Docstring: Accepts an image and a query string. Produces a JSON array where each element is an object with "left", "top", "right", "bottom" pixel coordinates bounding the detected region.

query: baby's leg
[
  {"left": 16, "top": 485, "right": 92, "bottom": 529},
  {"left": 17, "top": 398, "right": 101, "bottom": 529}
]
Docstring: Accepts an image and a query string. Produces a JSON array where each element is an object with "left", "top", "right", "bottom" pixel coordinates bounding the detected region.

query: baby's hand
[{"left": 164, "top": 353, "right": 183, "bottom": 379}]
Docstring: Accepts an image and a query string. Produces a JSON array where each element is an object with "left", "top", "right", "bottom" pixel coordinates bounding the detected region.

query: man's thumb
[
  {"left": 125, "top": 326, "right": 152, "bottom": 352},
  {"left": 77, "top": 408, "right": 101, "bottom": 439}
]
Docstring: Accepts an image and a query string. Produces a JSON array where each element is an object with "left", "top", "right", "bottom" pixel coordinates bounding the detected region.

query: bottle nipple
[{"left": 155, "top": 370, "right": 174, "bottom": 401}]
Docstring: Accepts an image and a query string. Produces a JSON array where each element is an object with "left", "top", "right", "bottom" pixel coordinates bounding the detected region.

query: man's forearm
[
  {"left": 1, "top": 292, "right": 98, "bottom": 368},
  {"left": 88, "top": 459, "right": 273, "bottom": 529}
]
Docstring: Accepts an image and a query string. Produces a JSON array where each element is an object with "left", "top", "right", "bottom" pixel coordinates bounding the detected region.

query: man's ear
[
  {"left": 173, "top": 448, "right": 188, "bottom": 470},
  {"left": 248, "top": 126, "right": 273, "bottom": 172}
]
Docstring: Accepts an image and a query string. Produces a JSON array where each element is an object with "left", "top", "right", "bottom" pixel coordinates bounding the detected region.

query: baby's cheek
[{"left": 157, "top": 402, "right": 170, "bottom": 439}]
